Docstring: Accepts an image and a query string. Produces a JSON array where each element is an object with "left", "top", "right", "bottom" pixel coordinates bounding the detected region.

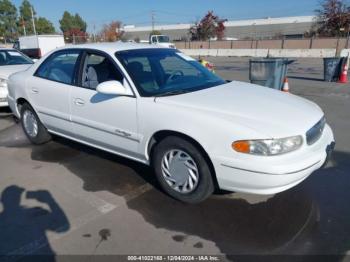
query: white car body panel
[
  {"left": 70, "top": 85, "right": 140, "bottom": 159},
  {"left": 7, "top": 43, "right": 335, "bottom": 195},
  {"left": 27, "top": 76, "right": 74, "bottom": 135},
  {"left": 0, "top": 63, "right": 32, "bottom": 107}
]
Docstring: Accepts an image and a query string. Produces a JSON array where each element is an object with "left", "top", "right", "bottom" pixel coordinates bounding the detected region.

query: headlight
[
  {"left": 232, "top": 136, "right": 303, "bottom": 156},
  {"left": 0, "top": 78, "right": 8, "bottom": 89}
]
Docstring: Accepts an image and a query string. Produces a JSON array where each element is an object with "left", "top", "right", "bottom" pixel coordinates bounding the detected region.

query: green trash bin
[{"left": 249, "top": 58, "right": 294, "bottom": 90}]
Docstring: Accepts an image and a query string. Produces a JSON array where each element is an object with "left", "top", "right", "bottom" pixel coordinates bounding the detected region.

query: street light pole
[
  {"left": 21, "top": 17, "right": 26, "bottom": 36},
  {"left": 30, "top": 7, "right": 37, "bottom": 35},
  {"left": 151, "top": 10, "right": 155, "bottom": 31}
]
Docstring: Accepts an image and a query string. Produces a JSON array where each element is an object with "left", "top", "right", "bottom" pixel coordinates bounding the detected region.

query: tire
[
  {"left": 152, "top": 136, "right": 214, "bottom": 204},
  {"left": 20, "top": 103, "right": 51, "bottom": 145}
]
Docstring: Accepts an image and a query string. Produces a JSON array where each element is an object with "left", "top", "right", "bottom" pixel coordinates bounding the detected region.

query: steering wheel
[{"left": 166, "top": 70, "right": 184, "bottom": 84}]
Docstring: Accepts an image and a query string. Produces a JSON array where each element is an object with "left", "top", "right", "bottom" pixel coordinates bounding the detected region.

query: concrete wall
[
  {"left": 176, "top": 38, "right": 349, "bottom": 51},
  {"left": 180, "top": 48, "right": 338, "bottom": 58},
  {"left": 340, "top": 49, "right": 350, "bottom": 57},
  {"left": 267, "top": 49, "right": 336, "bottom": 58}
]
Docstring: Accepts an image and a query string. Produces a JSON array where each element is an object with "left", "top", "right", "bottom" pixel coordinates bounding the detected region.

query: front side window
[
  {"left": 116, "top": 49, "right": 225, "bottom": 97},
  {"left": 0, "top": 50, "right": 33, "bottom": 66},
  {"left": 35, "top": 51, "right": 80, "bottom": 85},
  {"left": 81, "top": 52, "right": 123, "bottom": 90}
]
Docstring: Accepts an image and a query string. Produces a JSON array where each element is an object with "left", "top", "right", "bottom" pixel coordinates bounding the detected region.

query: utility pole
[
  {"left": 30, "top": 6, "right": 37, "bottom": 35},
  {"left": 151, "top": 10, "right": 155, "bottom": 31},
  {"left": 93, "top": 22, "right": 96, "bottom": 42},
  {"left": 21, "top": 17, "right": 26, "bottom": 36}
]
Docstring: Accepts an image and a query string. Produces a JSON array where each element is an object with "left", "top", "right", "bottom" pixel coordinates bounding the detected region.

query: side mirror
[{"left": 96, "top": 80, "right": 127, "bottom": 96}]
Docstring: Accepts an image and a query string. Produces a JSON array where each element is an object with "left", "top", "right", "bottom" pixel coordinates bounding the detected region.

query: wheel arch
[
  {"left": 16, "top": 97, "right": 31, "bottom": 117},
  {"left": 16, "top": 98, "right": 42, "bottom": 122},
  {"left": 147, "top": 130, "right": 219, "bottom": 189}
]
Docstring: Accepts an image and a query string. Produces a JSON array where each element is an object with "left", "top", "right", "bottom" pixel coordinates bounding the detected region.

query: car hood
[
  {"left": 155, "top": 81, "right": 324, "bottom": 138},
  {"left": 0, "top": 64, "right": 32, "bottom": 79}
]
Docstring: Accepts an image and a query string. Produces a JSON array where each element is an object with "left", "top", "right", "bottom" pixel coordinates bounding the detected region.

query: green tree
[
  {"left": 19, "top": 0, "right": 35, "bottom": 35},
  {"left": 18, "top": 0, "right": 56, "bottom": 36},
  {"left": 60, "top": 11, "right": 87, "bottom": 43},
  {"left": 59, "top": 11, "right": 87, "bottom": 33},
  {"left": 36, "top": 17, "right": 55, "bottom": 34},
  {"left": 73, "top": 13, "right": 86, "bottom": 32},
  {"left": 59, "top": 11, "right": 73, "bottom": 33},
  {"left": 0, "top": 0, "right": 18, "bottom": 42},
  {"left": 59, "top": 11, "right": 87, "bottom": 43}
]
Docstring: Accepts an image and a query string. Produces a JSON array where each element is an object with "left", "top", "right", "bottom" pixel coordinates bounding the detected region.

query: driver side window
[{"left": 81, "top": 52, "right": 123, "bottom": 90}]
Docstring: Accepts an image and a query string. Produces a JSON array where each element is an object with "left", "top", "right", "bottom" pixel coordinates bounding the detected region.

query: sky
[{"left": 11, "top": 0, "right": 322, "bottom": 33}]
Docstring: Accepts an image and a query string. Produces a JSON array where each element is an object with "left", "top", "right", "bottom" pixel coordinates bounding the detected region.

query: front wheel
[
  {"left": 20, "top": 103, "right": 51, "bottom": 145},
  {"left": 152, "top": 136, "right": 214, "bottom": 204}
]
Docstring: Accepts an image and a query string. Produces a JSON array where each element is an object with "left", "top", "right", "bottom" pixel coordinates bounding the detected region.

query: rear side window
[{"left": 35, "top": 50, "right": 80, "bottom": 85}]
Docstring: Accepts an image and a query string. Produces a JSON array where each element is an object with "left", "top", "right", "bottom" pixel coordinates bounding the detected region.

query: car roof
[{"left": 61, "top": 42, "right": 163, "bottom": 54}]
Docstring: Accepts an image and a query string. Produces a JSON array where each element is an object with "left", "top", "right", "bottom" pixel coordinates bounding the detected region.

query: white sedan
[
  {"left": 0, "top": 48, "right": 33, "bottom": 107},
  {"left": 7, "top": 43, "right": 335, "bottom": 203}
]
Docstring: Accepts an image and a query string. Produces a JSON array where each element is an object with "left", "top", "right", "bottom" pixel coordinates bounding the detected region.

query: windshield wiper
[{"left": 153, "top": 90, "right": 191, "bottom": 98}]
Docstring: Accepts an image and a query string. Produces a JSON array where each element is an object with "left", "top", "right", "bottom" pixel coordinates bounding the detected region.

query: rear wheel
[
  {"left": 20, "top": 103, "right": 51, "bottom": 145},
  {"left": 152, "top": 136, "right": 214, "bottom": 203}
]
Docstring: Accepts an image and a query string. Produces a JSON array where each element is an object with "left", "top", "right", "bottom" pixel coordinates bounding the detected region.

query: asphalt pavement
[{"left": 0, "top": 57, "right": 350, "bottom": 262}]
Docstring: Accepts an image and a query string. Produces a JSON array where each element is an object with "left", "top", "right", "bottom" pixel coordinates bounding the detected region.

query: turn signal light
[{"left": 232, "top": 141, "right": 250, "bottom": 153}]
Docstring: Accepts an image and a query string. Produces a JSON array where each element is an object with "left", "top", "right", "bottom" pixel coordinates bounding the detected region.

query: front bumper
[
  {"left": 0, "top": 88, "right": 8, "bottom": 107},
  {"left": 213, "top": 124, "right": 335, "bottom": 195}
]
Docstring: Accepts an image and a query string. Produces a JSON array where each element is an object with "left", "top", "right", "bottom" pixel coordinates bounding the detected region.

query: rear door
[
  {"left": 70, "top": 50, "right": 140, "bottom": 159},
  {"left": 28, "top": 49, "right": 81, "bottom": 135}
]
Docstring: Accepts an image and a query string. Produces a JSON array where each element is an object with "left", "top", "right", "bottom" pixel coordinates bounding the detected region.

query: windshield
[
  {"left": 116, "top": 49, "right": 225, "bottom": 97},
  {"left": 0, "top": 50, "right": 33, "bottom": 66},
  {"left": 157, "top": 35, "right": 170, "bottom": 43}
]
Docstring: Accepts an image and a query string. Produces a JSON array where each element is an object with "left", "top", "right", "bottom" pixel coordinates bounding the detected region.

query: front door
[{"left": 70, "top": 51, "right": 140, "bottom": 159}]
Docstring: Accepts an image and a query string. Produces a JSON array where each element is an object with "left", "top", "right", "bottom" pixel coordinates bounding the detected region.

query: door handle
[
  {"left": 31, "top": 88, "right": 39, "bottom": 94},
  {"left": 74, "top": 98, "right": 85, "bottom": 106}
]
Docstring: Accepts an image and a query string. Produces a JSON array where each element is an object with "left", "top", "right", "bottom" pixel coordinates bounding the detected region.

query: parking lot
[{"left": 0, "top": 57, "right": 350, "bottom": 261}]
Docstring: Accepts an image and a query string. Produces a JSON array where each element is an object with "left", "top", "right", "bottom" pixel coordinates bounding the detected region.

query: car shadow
[{"left": 1, "top": 123, "right": 350, "bottom": 260}]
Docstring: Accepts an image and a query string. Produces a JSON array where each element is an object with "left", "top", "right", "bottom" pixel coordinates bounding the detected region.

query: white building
[{"left": 122, "top": 16, "right": 316, "bottom": 41}]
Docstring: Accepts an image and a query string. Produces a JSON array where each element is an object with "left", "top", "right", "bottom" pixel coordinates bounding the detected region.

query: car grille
[{"left": 306, "top": 116, "right": 326, "bottom": 145}]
